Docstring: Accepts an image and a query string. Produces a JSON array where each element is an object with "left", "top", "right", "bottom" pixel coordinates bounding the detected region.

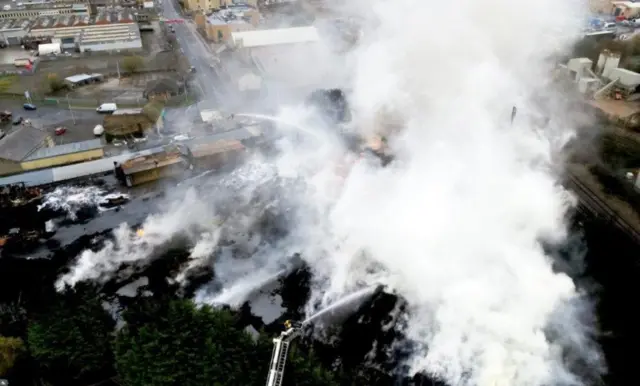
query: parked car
[
  {"left": 12, "top": 116, "right": 23, "bottom": 125},
  {"left": 23, "top": 103, "right": 36, "bottom": 111},
  {"left": 54, "top": 127, "right": 66, "bottom": 136}
]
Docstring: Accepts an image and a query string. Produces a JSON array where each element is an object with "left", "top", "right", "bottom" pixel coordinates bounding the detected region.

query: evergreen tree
[{"left": 27, "top": 285, "right": 115, "bottom": 384}]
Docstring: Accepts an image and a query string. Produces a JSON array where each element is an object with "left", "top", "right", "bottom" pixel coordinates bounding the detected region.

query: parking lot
[{"left": 0, "top": 100, "right": 105, "bottom": 144}]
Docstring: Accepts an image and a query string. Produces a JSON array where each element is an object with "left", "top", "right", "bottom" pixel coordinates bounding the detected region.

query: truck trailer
[{"left": 38, "top": 43, "right": 62, "bottom": 56}]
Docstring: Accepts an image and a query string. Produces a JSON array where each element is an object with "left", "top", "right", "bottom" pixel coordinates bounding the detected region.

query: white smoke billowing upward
[
  {"left": 272, "top": 0, "right": 601, "bottom": 384},
  {"left": 55, "top": 0, "right": 607, "bottom": 383},
  {"left": 56, "top": 189, "right": 215, "bottom": 289}
]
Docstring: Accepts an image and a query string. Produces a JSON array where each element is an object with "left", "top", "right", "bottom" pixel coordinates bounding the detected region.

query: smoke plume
[{"left": 56, "top": 0, "right": 607, "bottom": 384}]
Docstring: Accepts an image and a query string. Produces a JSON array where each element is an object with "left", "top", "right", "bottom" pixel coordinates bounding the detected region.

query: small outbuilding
[
  {"left": 103, "top": 101, "right": 165, "bottom": 140},
  {"left": 64, "top": 73, "right": 104, "bottom": 88}
]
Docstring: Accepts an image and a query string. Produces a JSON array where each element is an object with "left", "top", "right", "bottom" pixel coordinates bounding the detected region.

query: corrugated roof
[
  {"left": 231, "top": 26, "right": 319, "bottom": 48},
  {"left": 65, "top": 73, "right": 94, "bottom": 83},
  {"left": 23, "top": 139, "right": 103, "bottom": 161},
  {"left": 0, "top": 126, "right": 50, "bottom": 162},
  {"left": 0, "top": 148, "right": 159, "bottom": 188},
  {"left": 183, "top": 128, "right": 260, "bottom": 149},
  {"left": 0, "top": 168, "right": 54, "bottom": 187},
  {"left": 191, "top": 139, "right": 245, "bottom": 157}
]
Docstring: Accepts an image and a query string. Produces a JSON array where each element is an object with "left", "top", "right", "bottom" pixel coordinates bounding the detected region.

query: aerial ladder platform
[{"left": 265, "top": 320, "right": 302, "bottom": 386}]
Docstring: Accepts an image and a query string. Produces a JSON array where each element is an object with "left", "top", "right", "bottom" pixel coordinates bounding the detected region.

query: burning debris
[{"left": 0, "top": 183, "right": 42, "bottom": 209}]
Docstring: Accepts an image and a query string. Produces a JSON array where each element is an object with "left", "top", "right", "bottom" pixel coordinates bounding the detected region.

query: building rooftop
[
  {"left": 231, "top": 26, "right": 319, "bottom": 48},
  {"left": 189, "top": 139, "right": 245, "bottom": 157},
  {"left": 183, "top": 127, "right": 263, "bottom": 149},
  {"left": 121, "top": 145, "right": 186, "bottom": 175},
  {"left": 30, "top": 14, "right": 90, "bottom": 30},
  {"left": 613, "top": 1, "right": 640, "bottom": 8},
  {"left": 0, "top": 18, "right": 34, "bottom": 31},
  {"left": 30, "top": 10, "right": 135, "bottom": 31},
  {"left": 112, "top": 108, "right": 144, "bottom": 116},
  {"left": 95, "top": 9, "right": 135, "bottom": 25},
  {"left": 65, "top": 73, "right": 103, "bottom": 83},
  {"left": 206, "top": 5, "right": 255, "bottom": 26},
  {"left": 79, "top": 23, "right": 141, "bottom": 44},
  {"left": 250, "top": 43, "right": 331, "bottom": 87},
  {"left": 23, "top": 139, "right": 103, "bottom": 161},
  {"left": 0, "top": 126, "right": 50, "bottom": 162}
]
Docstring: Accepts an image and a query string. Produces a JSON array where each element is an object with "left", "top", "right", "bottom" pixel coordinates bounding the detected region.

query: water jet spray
[{"left": 264, "top": 284, "right": 384, "bottom": 386}]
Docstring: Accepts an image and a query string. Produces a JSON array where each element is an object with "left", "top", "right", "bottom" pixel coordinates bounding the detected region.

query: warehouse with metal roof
[
  {"left": 27, "top": 10, "right": 142, "bottom": 52},
  {"left": 0, "top": 126, "right": 54, "bottom": 176},
  {"left": 20, "top": 139, "right": 105, "bottom": 171}
]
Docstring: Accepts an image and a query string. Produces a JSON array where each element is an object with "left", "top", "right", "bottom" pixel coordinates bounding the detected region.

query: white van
[{"left": 96, "top": 103, "right": 117, "bottom": 113}]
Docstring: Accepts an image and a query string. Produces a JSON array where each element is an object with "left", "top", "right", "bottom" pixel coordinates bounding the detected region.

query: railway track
[{"left": 565, "top": 171, "right": 640, "bottom": 246}]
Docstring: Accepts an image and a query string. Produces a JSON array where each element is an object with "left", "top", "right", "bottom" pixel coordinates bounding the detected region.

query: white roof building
[{"left": 231, "top": 26, "right": 319, "bottom": 48}]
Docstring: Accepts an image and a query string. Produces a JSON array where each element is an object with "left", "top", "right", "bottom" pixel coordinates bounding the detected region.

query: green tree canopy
[
  {"left": 0, "top": 336, "right": 26, "bottom": 377},
  {"left": 283, "top": 344, "right": 339, "bottom": 386},
  {"left": 122, "top": 56, "right": 145, "bottom": 74},
  {"left": 115, "top": 298, "right": 267, "bottom": 386},
  {"left": 46, "top": 73, "right": 67, "bottom": 93},
  {"left": 114, "top": 298, "right": 339, "bottom": 386},
  {"left": 27, "top": 285, "right": 115, "bottom": 384}
]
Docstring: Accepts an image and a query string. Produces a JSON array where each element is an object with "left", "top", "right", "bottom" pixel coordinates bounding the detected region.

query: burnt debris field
[{"left": 0, "top": 152, "right": 638, "bottom": 386}]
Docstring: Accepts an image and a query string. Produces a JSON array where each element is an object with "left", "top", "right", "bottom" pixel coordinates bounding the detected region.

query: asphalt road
[
  {"left": 0, "top": 101, "right": 105, "bottom": 143},
  {"left": 0, "top": 100, "right": 204, "bottom": 145},
  {"left": 161, "top": 0, "right": 231, "bottom": 110}
]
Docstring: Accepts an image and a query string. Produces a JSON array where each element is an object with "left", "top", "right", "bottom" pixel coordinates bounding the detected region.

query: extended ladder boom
[{"left": 265, "top": 322, "right": 301, "bottom": 386}]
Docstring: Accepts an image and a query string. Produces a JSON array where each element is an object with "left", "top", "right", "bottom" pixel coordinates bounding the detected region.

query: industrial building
[
  {"left": 103, "top": 102, "right": 165, "bottom": 139},
  {"left": 231, "top": 26, "right": 331, "bottom": 92},
  {"left": 0, "top": 146, "right": 161, "bottom": 188},
  {"left": 117, "top": 145, "right": 191, "bottom": 187},
  {"left": 188, "top": 138, "right": 245, "bottom": 169},
  {"left": 612, "top": 1, "right": 640, "bottom": 18},
  {"left": 231, "top": 26, "right": 320, "bottom": 49},
  {"left": 20, "top": 139, "right": 104, "bottom": 171},
  {"left": 28, "top": 10, "right": 142, "bottom": 53},
  {"left": 0, "top": 126, "right": 55, "bottom": 176},
  {"left": 185, "top": 0, "right": 258, "bottom": 13},
  {"left": 194, "top": 4, "right": 258, "bottom": 43},
  {"left": 0, "top": 2, "right": 90, "bottom": 19},
  {"left": 0, "top": 18, "right": 33, "bottom": 45}
]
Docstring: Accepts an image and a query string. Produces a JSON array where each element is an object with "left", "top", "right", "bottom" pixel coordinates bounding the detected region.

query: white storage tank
[
  {"left": 93, "top": 124, "right": 105, "bottom": 136},
  {"left": 38, "top": 43, "right": 61, "bottom": 56}
]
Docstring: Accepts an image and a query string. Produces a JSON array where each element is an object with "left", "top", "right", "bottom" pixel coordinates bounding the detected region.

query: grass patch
[{"left": 0, "top": 75, "right": 18, "bottom": 92}]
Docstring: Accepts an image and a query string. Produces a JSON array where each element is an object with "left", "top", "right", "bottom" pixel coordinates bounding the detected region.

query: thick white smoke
[{"left": 56, "top": 0, "right": 607, "bottom": 383}]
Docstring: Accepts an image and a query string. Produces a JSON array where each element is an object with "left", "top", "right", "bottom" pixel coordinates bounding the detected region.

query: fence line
[{"left": 0, "top": 92, "right": 191, "bottom": 108}]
